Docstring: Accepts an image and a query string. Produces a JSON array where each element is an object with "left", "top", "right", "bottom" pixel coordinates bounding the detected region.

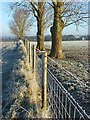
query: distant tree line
[
  {"left": 25, "top": 35, "right": 90, "bottom": 41},
  {"left": 45, "top": 35, "right": 90, "bottom": 41},
  {"left": 2, "top": 35, "right": 90, "bottom": 42}
]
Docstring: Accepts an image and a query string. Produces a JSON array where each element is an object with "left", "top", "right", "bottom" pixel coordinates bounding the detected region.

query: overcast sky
[{"left": 0, "top": 1, "right": 88, "bottom": 38}]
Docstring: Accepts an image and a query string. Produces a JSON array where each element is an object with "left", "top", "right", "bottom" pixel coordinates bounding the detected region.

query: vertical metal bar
[
  {"left": 61, "top": 91, "right": 64, "bottom": 119},
  {"left": 65, "top": 95, "right": 67, "bottom": 118},
  {"left": 69, "top": 102, "right": 71, "bottom": 118},
  {"left": 54, "top": 82, "right": 56, "bottom": 115},
  {"left": 73, "top": 107, "right": 76, "bottom": 119},
  {"left": 55, "top": 83, "right": 57, "bottom": 118},
  {"left": 52, "top": 79, "right": 54, "bottom": 113},
  {"left": 51, "top": 77, "right": 53, "bottom": 112},
  {"left": 59, "top": 88, "right": 61, "bottom": 118},
  {"left": 53, "top": 80, "right": 56, "bottom": 116},
  {"left": 56, "top": 83, "right": 58, "bottom": 117}
]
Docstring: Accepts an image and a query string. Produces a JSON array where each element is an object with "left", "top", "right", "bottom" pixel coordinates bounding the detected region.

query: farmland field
[{"left": 31, "top": 41, "right": 89, "bottom": 82}]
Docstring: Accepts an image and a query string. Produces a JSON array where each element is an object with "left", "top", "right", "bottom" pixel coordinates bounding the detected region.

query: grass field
[
  {"left": 1, "top": 41, "right": 51, "bottom": 118},
  {"left": 1, "top": 40, "right": 90, "bottom": 117},
  {"left": 31, "top": 40, "right": 90, "bottom": 115},
  {"left": 31, "top": 41, "right": 89, "bottom": 81}
]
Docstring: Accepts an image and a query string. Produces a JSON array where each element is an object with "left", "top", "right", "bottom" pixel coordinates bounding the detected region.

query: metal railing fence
[
  {"left": 47, "top": 68, "right": 89, "bottom": 119},
  {"left": 24, "top": 39, "right": 90, "bottom": 119}
]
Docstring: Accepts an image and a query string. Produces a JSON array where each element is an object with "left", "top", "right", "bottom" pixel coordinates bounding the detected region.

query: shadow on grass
[{"left": 2, "top": 43, "right": 21, "bottom": 116}]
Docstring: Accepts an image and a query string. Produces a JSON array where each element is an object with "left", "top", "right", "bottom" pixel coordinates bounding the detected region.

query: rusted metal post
[
  {"left": 33, "top": 45, "right": 36, "bottom": 79},
  {"left": 42, "top": 51, "right": 47, "bottom": 110}
]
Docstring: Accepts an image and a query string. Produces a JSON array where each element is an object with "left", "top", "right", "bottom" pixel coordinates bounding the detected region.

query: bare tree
[
  {"left": 29, "top": 1, "right": 53, "bottom": 50},
  {"left": 30, "top": 2, "right": 45, "bottom": 50},
  {"left": 9, "top": 7, "right": 33, "bottom": 40},
  {"left": 9, "top": 1, "right": 53, "bottom": 50},
  {"left": 9, "top": 1, "right": 88, "bottom": 55},
  {"left": 49, "top": 0, "right": 88, "bottom": 59}
]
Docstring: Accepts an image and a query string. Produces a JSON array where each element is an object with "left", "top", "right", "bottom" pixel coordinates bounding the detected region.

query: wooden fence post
[
  {"left": 42, "top": 51, "right": 47, "bottom": 110},
  {"left": 25, "top": 39, "right": 27, "bottom": 49},
  {"left": 27, "top": 40, "right": 29, "bottom": 55},
  {"left": 23, "top": 39, "right": 26, "bottom": 46},
  {"left": 29, "top": 41, "right": 32, "bottom": 67},
  {"left": 33, "top": 45, "right": 36, "bottom": 79}
]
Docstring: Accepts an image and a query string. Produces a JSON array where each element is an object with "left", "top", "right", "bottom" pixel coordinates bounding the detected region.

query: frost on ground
[
  {"left": 2, "top": 41, "right": 51, "bottom": 119},
  {"left": 45, "top": 41, "right": 90, "bottom": 115},
  {"left": 2, "top": 40, "right": 89, "bottom": 118}
]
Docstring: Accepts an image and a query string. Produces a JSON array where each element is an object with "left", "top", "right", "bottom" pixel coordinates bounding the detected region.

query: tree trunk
[
  {"left": 50, "top": 2, "right": 64, "bottom": 59},
  {"left": 36, "top": 3, "right": 44, "bottom": 50},
  {"left": 37, "top": 18, "right": 44, "bottom": 50}
]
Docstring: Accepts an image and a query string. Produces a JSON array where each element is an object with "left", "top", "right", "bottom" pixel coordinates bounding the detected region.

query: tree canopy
[{"left": 9, "top": 7, "right": 33, "bottom": 39}]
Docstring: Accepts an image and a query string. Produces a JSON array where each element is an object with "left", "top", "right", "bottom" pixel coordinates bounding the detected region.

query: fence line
[
  {"left": 47, "top": 68, "right": 89, "bottom": 119},
  {"left": 24, "top": 39, "right": 90, "bottom": 119}
]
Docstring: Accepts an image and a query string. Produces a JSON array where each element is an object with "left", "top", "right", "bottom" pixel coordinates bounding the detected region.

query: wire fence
[
  {"left": 24, "top": 39, "right": 90, "bottom": 119},
  {"left": 47, "top": 68, "right": 89, "bottom": 119}
]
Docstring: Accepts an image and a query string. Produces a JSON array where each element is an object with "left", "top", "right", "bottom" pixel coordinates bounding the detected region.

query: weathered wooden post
[
  {"left": 25, "top": 39, "right": 27, "bottom": 52},
  {"left": 42, "top": 51, "right": 47, "bottom": 110},
  {"left": 29, "top": 41, "right": 32, "bottom": 67},
  {"left": 33, "top": 45, "right": 36, "bottom": 79},
  {"left": 25, "top": 39, "right": 29, "bottom": 59},
  {"left": 27, "top": 40, "right": 30, "bottom": 62},
  {"left": 27, "top": 40, "right": 29, "bottom": 55},
  {"left": 23, "top": 39, "right": 25, "bottom": 46},
  {"left": 25, "top": 39, "right": 27, "bottom": 48}
]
